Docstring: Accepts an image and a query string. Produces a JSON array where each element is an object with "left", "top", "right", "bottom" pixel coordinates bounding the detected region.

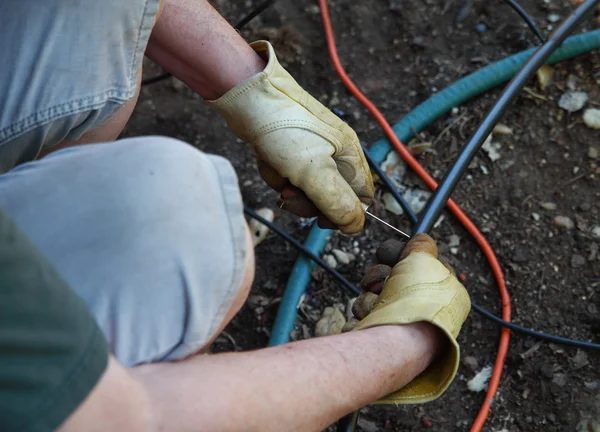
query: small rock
[
  {"left": 323, "top": 254, "right": 337, "bottom": 269},
  {"left": 463, "top": 356, "right": 479, "bottom": 371},
  {"left": 566, "top": 74, "right": 579, "bottom": 91},
  {"left": 357, "top": 418, "right": 379, "bottom": 432},
  {"left": 382, "top": 192, "right": 404, "bottom": 216},
  {"left": 571, "top": 254, "right": 586, "bottom": 268},
  {"left": 467, "top": 366, "right": 492, "bottom": 392},
  {"left": 305, "top": 4, "right": 320, "bottom": 14},
  {"left": 589, "top": 146, "right": 599, "bottom": 160},
  {"left": 583, "top": 109, "right": 600, "bottom": 130},
  {"left": 571, "top": 350, "right": 589, "bottom": 369},
  {"left": 332, "top": 249, "right": 351, "bottom": 265},
  {"left": 482, "top": 135, "right": 501, "bottom": 162},
  {"left": 547, "top": 13, "right": 561, "bottom": 23},
  {"left": 512, "top": 248, "right": 529, "bottom": 263},
  {"left": 532, "top": 212, "right": 541, "bottom": 221},
  {"left": 475, "top": 23, "right": 487, "bottom": 33},
  {"left": 558, "top": 91, "right": 588, "bottom": 112},
  {"left": 450, "top": 247, "right": 459, "bottom": 255},
  {"left": 448, "top": 234, "right": 461, "bottom": 248},
  {"left": 592, "top": 226, "right": 600, "bottom": 238},
  {"left": 552, "top": 373, "right": 567, "bottom": 387},
  {"left": 314, "top": 306, "right": 346, "bottom": 337},
  {"left": 579, "top": 202, "right": 592, "bottom": 212},
  {"left": 421, "top": 417, "right": 433, "bottom": 428},
  {"left": 554, "top": 215, "right": 574, "bottom": 230},
  {"left": 536, "top": 65, "right": 555, "bottom": 90},
  {"left": 541, "top": 202, "right": 557, "bottom": 211},
  {"left": 584, "top": 381, "right": 600, "bottom": 390},
  {"left": 493, "top": 123, "right": 514, "bottom": 135}
]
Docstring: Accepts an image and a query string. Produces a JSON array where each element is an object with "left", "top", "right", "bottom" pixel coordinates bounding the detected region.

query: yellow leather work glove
[
  {"left": 351, "top": 234, "right": 471, "bottom": 404},
  {"left": 207, "top": 41, "right": 374, "bottom": 234}
]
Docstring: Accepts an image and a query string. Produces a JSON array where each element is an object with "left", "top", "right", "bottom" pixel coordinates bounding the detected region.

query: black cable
[
  {"left": 244, "top": 208, "right": 600, "bottom": 350},
  {"left": 413, "top": 0, "right": 598, "bottom": 235},
  {"left": 362, "top": 144, "right": 418, "bottom": 225},
  {"left": 141, "top": 0, "right": 277, "bottom": 86},
  {"left": 243, "top": 207, "right": 361, "bottom": 296},
  {"left": 502, "top": 0, "right": 546, "bottom": 43},
  {"left": 471, "top": 303, "right": 600, "bottom": 349},
  {"left": 234, "top": 0, "right": 276, "bottom": 30}
]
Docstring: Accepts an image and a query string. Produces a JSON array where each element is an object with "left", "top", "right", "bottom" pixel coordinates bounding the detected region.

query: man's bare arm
[
  {"left": 146, "top": 0, "right": 266, "bottom": 100},
  {"left": 59, "top": 324, "right": 442, "bottom": 432}
]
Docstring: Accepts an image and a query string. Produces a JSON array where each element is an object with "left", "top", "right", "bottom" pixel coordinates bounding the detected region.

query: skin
[{"left": 51, "top": 1, "right": 444, "bottom": 430}]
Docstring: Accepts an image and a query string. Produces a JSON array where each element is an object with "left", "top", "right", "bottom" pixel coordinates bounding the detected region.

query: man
[{"left": 0, "top": 0, "right": 471, "bottom": 431}]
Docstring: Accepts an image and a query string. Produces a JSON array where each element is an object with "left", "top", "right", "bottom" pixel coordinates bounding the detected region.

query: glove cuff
[{"left": 353, "top": 270, "right": 470, "bottom": 404}]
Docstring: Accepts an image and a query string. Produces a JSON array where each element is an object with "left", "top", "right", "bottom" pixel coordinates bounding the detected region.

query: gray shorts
[
  {"left": 0, "top": 0, "right": 160, "bottom": 173},
  {"left": 0, "top": 138, "right": 249, "bottom": 366},
  {"left": 0, "top": 0, "right": 250, "bottom": 366}
]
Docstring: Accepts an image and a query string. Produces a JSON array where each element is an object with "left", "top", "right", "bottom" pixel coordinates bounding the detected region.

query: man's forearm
[
  {"left": 146, "top": 0, "right": 265, "bottom": 100},
  {"left": 132, "top": 323, "right": 442, "bottom": 432}
]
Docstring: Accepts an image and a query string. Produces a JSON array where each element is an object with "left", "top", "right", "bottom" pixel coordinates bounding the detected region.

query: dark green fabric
[{"left": 0, "top": 209, "right": 109, "bottom": 432}]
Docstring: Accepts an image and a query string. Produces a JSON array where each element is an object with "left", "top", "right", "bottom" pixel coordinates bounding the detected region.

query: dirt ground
[{"left": 124, "top": 0, "right": 600, "bottom": 430}]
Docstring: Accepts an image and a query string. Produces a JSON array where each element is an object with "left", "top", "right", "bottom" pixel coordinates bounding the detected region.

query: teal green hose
[{"left": 268, "top": 30, "right": 600, "bottom": 347}]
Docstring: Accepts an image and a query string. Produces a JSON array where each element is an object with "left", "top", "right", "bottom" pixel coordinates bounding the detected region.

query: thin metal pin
[{"left": 364, "top": 210, "right": 411, "bottom": 239}]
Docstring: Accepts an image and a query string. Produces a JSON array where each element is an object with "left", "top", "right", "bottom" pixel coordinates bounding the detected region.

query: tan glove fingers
[
  {"left": 257, "top": 129, "right": 366, "bottom": 234},
  {"left": 278, "top": 185, "right": 320, "bottom": 218},
  {"left": 399, "top": 233, "right": 438, "bottom": 260},
  {"left": 257, "top": 157, "right": 288, "bottom": 192},
  {"left": 359, "top": 264, "right": 392, "bottom": 294}
]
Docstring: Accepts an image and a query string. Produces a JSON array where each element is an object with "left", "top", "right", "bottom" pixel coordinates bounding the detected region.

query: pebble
[
  {"left": 592, "top": 226, "right": 600, "bottom": 238},
  {"left": 589, "top": 146, "right": 599, "bottom": 160},
  {"left": 583, "top": 108, "right": 600, "bottom": 130},
  {"left": 493, "top": 123, "right": 514, "bottom": 135},
  {"left": 571, "top": 254, "right": 586, "bottom": 268},
  {"left": 463, "top": 356, "right": 479, "bottom": 371},
  {"left": 331, "top": 249, "right": 351, "bottom": 265},
  {"left": 382, "top": 192, "right": 404, "bottom": 216},
  {"left": 558, "top": 91, "right": 588, "bottom": 112},
  {"left": 547, "top": 13, "right": 561, "bottom": 23},
  {"left": 579, "top": 202, "right": 592, "bottom": 212},
  {"left": 571, "top": 350, "right": 589, "bottom": 369},
  {"left": 554, "top": 215, "right": 574, "bottom": 230},
  {"left": 552, "top": 373, "right": 567, "bottom": 387},
  {"left": 532, "top": 212, "right": 541, "bottom": 221},
  {"left": 356, "top": 419, "right": 379, "bottom": 432},
  {"left": 448, "top": 234, "right": 461, "bottom": 248},
  {"left": 475, "top": 23, "right": 487, "bottom": 33},
  {"left": 305, "top": 4, "right": 320, "bottom": 14},
  {"left": 314, "top": 307, "right": 346, "bottom": 337},
  {"left": 512, "top": 248, "right": 529, "bottom": 263},
  {"left": 323, "top": 254, "right": 337, "bottom": 269},
  {"left": 541, "top": 202, "right": 557, "bottom": 211},
  {"left": 536, "top": 65, "right": 554, "bottom": 90}
]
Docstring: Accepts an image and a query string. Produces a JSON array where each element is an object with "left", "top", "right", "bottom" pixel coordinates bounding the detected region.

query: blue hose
[{"left": 268, "top": 30, "right": 600, "bottom": 346}]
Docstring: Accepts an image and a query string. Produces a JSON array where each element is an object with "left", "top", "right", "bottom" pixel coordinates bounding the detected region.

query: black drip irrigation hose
[
  {"left": 502, "top": 0, "right": 546, "bottom": 43},
  {"left": 141, "top": 0, "right": 277, "bottom": 86},
  {"left": 244, "top": 207, "right": 361, "bottom": 295},
  {"left": 244, "top": 209, "right": 600, "bottom": 351},
  {"left": 413, "top": 0, "right": 598, "bottom": 235}
]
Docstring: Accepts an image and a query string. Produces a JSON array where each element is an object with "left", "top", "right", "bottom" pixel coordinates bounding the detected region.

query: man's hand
[
  {"left": 347, "top": 234, "right": 471, "bottom": 404},
  {"left": 208, "top": 41, "right": 374, "bottom": 234}
]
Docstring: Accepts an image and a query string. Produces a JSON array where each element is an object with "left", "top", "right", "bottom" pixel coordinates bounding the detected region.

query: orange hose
[{"left": 317, "top": 1, "right": 512, "bottom": 429}]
